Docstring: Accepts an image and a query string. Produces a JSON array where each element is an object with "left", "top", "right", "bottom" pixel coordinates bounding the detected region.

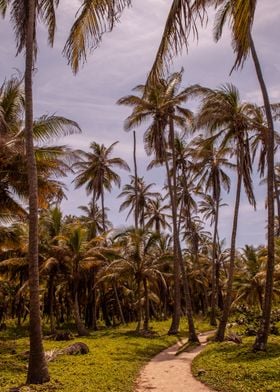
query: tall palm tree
[
  {"left": 147, "top": 0, "right": 276, "bottom": 350},
  {"left": 118, "top": 72, "right": 199, "bottom": 341},
  {"left": 73, "top": 141, "right": 130, "bottom": 231},
  {"left": 193, "top": 138, "right": 232, "bottom": 325},
  {"left": 196, "top": 84, "right": 256, "bottom": 341},
  {"left": 213, "top": 4, "right": 276, "bottom": 348},
  {"left": 0, "top": 0, "right": 77, "bottom": 381}
]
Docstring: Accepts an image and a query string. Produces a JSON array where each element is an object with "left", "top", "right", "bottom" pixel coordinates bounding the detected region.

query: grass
[
  {"left": 192, "top": 336, "right": 280, "bottom": 392},
  {"left": 0, "top": 317, "right": 211, "bottom": 392}
]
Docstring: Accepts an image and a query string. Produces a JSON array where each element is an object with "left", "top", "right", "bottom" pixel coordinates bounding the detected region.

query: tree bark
[
  {"left": 101, "top": 185, "right": 106, "bottom": 232},
  {"left": 210, "top": 197, "right": 220, "bottom": 326},
  {"left": 73, "top": 289, "right": 89, "bottom": 336},
  {"left": 136, "top": 277, "right": 142, "bottom": 331},
  {"left": 113, "top": 281, "right": 126, "bottom": 324},
  {"left": 143, "top": 277, "right": 149, "bottom": 331},
  {"left": 133, "top": 131, "right": 139, "bottom": 230},
  {"left": 25, "top": 0, "right": 50, "bottom": 384},
  {"left": 215, "top": 149, "right": 243, "bottom": 342},
  {"left": 164, "top": 123, "right": 180, "bottom": 335},
  {"left": 250, "top": 34, "right": 275, "bottom": 351}
]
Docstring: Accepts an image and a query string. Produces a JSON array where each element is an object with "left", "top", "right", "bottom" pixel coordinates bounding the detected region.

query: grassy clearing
[
  {"left": 0, "top": 317, "right": 211, "bottom": 392},
  {"left": 192, "top": 336, "right": 280, "bottom": 392}
]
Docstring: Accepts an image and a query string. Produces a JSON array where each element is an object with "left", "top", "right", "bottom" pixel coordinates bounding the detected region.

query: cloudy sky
[{"left": 1, "top": 0, "right": 279, "bottom": 248}]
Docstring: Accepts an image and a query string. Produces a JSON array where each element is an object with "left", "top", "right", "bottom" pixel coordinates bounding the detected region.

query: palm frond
[{"left": 63, "top": 0, "right": 131, "bottom": 73}]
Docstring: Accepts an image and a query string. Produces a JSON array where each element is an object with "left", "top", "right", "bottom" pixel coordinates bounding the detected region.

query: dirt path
[{"left": 135, "top": 331, "right": 214, "bottom": 392}]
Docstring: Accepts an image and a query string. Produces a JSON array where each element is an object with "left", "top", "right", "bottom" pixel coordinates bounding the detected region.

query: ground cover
[
  {"left": 0, "top": 317, "right": 211, "bottom": 392},
  {"left": 192, "top": 336, "right": 280, "bottom": 392}
]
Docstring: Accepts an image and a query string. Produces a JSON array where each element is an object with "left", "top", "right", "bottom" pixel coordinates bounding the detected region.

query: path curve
[{"left": 135, "top": 331, "right": 214, "bottom": 392}]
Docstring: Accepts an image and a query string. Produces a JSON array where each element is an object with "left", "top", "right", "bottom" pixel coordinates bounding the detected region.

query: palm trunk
[
  {"left": 143, "top": 277, "right": 149, "bottom": 331},
  {"left": 49, "top": 274, "right": 55, "bottom": 334},
  {"left": 164, "top": 123, "right": 180, "bottom": 335},
  {"left": 177, "top": 241, "right": 199, "bottom": 342},
  {"left": 86, "top": 270, "right": 97, "bottom": 330},
  {"left": 210, "top": 197, "right": 219, "bottom": 326},
  {"left": 250, "top": 34, "right": 275, "bottom": 351},
  {"left": 73, "top": 288, "right": 88, "bottom": 336},
  {"left": 133, "top": 131, "right": 139, "bottom": 230},
  {"left": 101, "top": 186, "right": 105, "bottom": 232},
  {"left": 113, "top": 281, "right": 126, "bottom": 324},
  {"left": 25, "top": 0, "right": 49, "bottom": 384},
  {"left": 136, "top": 277, "right": 142, "bottom": 331},
  {"left": 215, "top": 153, "right": 243, "bottom": 342},
  {"left": 178, "top": 164, "right": 199, "bottom": 341},
  {"left": 273, "top": 178, "right": 280, "bottom": 236}
]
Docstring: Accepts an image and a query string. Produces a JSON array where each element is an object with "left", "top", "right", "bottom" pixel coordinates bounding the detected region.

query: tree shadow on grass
[{"left": 207, "top": 340, "right": 280, "bottom": 363}]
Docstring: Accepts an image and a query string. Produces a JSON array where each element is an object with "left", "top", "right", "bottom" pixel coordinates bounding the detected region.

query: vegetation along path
[{"left": 135, "top": 331, "right": 214, "bottom": 392}]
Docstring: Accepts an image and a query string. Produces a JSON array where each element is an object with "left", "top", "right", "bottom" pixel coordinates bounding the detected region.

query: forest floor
[
  {"left": 192, "top": 335, "right": 280, "bottom": 392},
  {"left": 135, "top": 330, "right": 214, "bottom": 392},
  {"left": 0, "top": 318, "right": 211, "bottom": 392}
]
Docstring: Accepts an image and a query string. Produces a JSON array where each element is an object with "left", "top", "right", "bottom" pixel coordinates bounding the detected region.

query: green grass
[
  {"left": 0, "top": 317, "right": 211, "bottom": 392},
  {"left": 192, "top": 336, "right": 280, "bottom": 392}
]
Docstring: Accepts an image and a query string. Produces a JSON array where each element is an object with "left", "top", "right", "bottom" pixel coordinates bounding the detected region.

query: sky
[{"left": 0, "top": 0, "right": 280, "bottom": 248}]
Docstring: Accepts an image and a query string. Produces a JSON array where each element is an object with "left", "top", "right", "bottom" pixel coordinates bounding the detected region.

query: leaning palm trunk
[
  {"left": 215, "top": 150, "right": 243, "bottom": 342},
  {"left": 164, "top": 129, "right": 180, "bottom": 334},
  {"left": 25, "top": 0, "right": 50, "bottom": 384},
  {"left": 113, "top": 280, "right": 126, "bottom": 324},
  {"left": 250, "top": 34, "right": 275, "bottom": 351},
  {"left": 210, "top": 198, "right": 220, "bottom": 326}
]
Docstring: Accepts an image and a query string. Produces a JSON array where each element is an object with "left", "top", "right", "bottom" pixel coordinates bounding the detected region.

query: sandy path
[{"left": 135, "top": 331, "right": 214, "bottom": 392}]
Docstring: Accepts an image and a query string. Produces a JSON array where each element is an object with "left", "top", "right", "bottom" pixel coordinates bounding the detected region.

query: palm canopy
[
  {"left": 144, "top": 197, "right": 171, "bottom": 234},
  {"left": 0, "top": 76, "right": 81, "bottom": 221},
  {"left": 0, "top": 0, "right": 60, "bottom": 55},
  {"left": 196, "top": 83, "right": 258, "bottom": 208},
  {"left": 73, "top": 141, "right": 130, "bottom": 201},
  {"left": 79, "top": 201, "right": 111, "bottom": 239},
  {"left": 118, "top": 71, "right": 195, "bottom": 162},
  {"left": 118, "top": 176, "right": 160, "bottom": 227},
  {"left": 147, "top": 0, "right": 256, "bottom": 85},
  {"left": 192, "top": 137, "right": 233, "bottom": 201}
]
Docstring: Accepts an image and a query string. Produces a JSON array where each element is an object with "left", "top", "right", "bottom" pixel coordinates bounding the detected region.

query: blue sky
[{"left": 0, "top": 0, "right": 279, "bottom": 248}]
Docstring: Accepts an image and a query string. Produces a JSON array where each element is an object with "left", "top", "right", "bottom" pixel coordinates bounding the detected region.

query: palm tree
[
  {"left": 79, "top": 201, "right": 111, "bottom": 240},
  {"left": 108, "top": 228, "right": 169, "bottom": 331},
  {"left": 194, "top": 138, "right": 232, "bottom": 325},
  {"left": 196, "top": 84, "right": 256, "bottom": 341},
  {"left": 145, "top": 197, "right": 171, "bottom": 234},
  {"left": 118, "top": 72, "right": 199, "bottom": 340},
  {"left": 73, "top": 141, "right": 130, "bottom": 231},
  {"left": 0, "top": 0, "right": 80, "bottom": 378},
  {"left": 147, "top": 0, "right": 276, "bottom": 351},
  {"left": 0, "top": 76, "right": 80, "bottom": 221},
  {"left": 118, "top": 176, "right": 160, "bottom": 229}
]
